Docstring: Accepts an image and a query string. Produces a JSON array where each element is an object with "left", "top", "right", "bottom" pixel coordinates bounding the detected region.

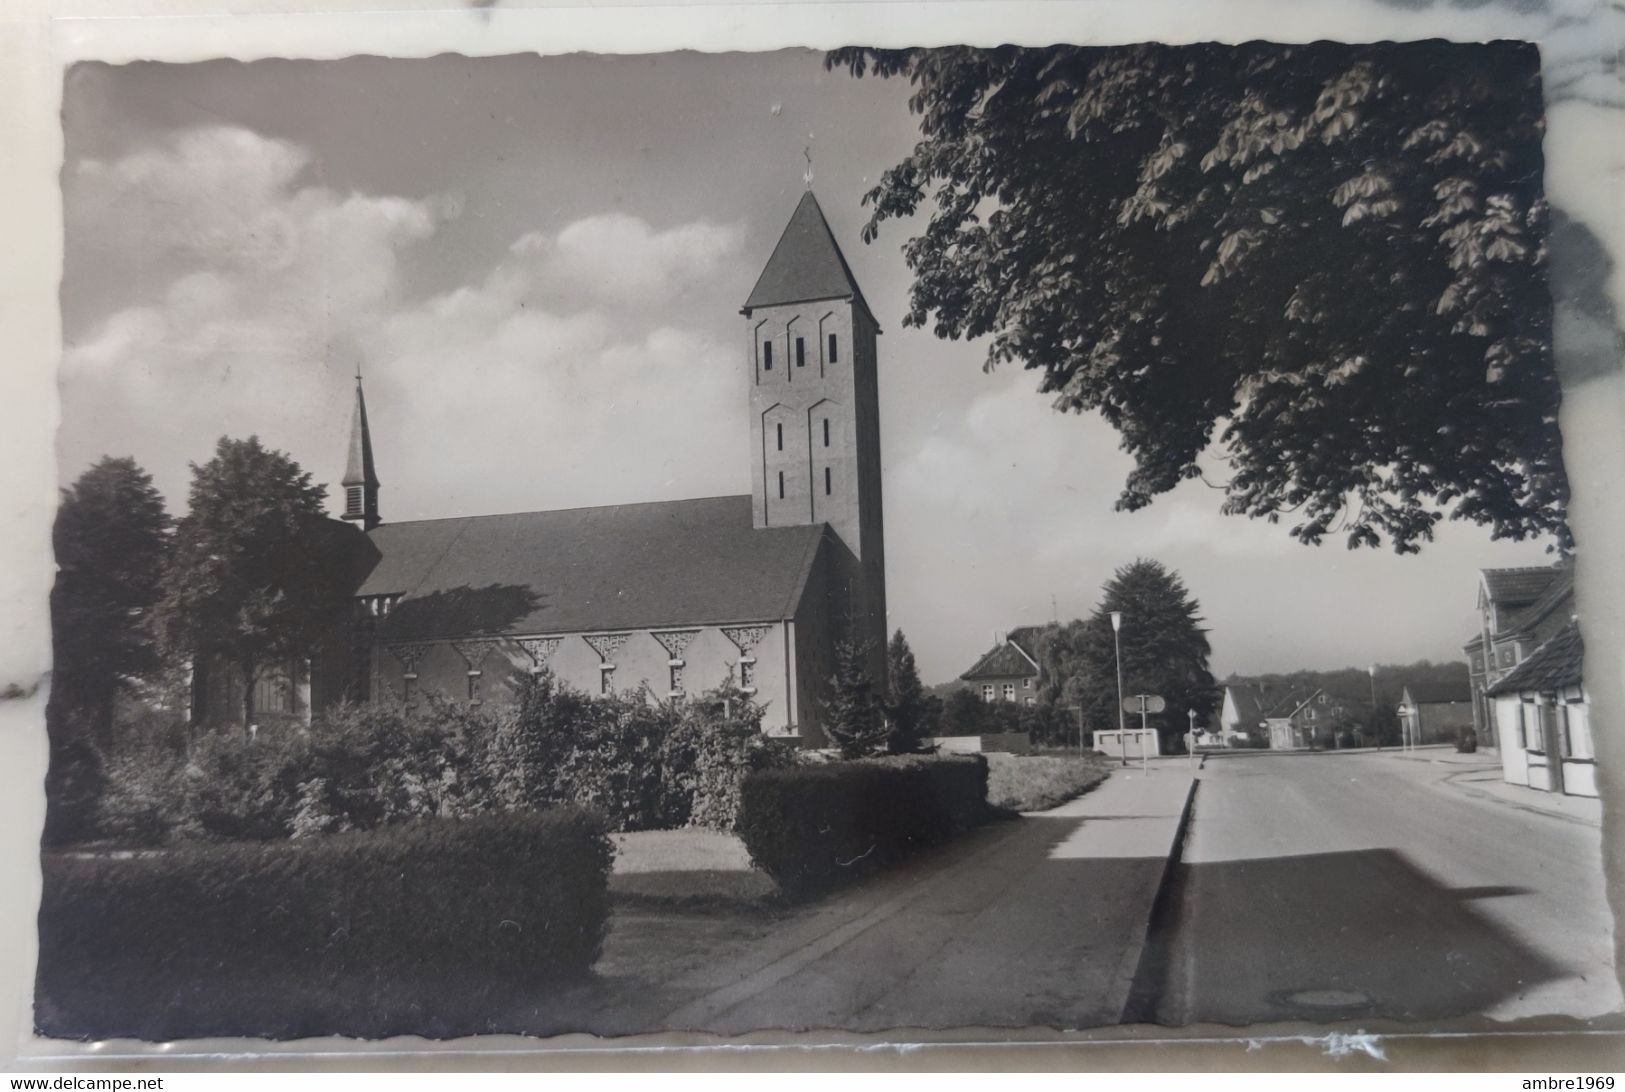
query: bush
[
  {"left": 36, "top": 807, "right": 613, "bottom": 1039},
  {"left": 1456, "top": 728, "right": 1479, "bottom": 753},
  {"left": 735, "top": 754, "right": 991, "bottom": 897},
  {"left": 90, "top": 673, "right": 790, "bottom": 846}
]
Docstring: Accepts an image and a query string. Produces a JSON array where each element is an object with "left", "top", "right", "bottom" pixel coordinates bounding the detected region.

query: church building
[{"left": 196, "top": 191, "right": 888, "bottom": 747}]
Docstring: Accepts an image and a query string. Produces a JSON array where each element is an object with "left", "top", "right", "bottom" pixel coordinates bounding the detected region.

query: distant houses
[
  {"left": 1398, "top": 679, "right": 1475, "bottom": 746},
  {"left": 1217, "top": 683, "right": 1365, "bottom": 749},
  {"left": 1466, "top": 562, "right": 1593, "bottom": 798},
  {"left": 959, "top": 626, "right": 1044, "bottom": 706}
]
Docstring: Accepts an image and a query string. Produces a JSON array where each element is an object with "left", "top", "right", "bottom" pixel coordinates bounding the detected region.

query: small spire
[{"left": 341, "top": 369, "right": 380, "bottom": 530}]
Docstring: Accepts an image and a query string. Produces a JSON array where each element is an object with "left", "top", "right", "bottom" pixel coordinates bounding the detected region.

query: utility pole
[{"left": 1110, "top": 611, "right": 1126, "bottom": 767}]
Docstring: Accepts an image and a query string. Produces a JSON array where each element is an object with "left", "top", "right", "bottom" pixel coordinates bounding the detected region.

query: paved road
[{"left": 1153, "top": 751, "right": 1621, "bottom": 1027}]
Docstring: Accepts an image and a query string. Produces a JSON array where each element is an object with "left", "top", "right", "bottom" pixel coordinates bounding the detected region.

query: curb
[
  {"left": 1440, "top": 768, "right": 1601, "bottom": 829},
  {"left": 1114, "top": 773, "right": 1200, "bottom": 1024}
]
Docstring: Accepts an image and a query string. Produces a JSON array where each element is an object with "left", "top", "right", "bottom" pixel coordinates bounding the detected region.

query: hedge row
[
  {"left": 735, "top": 754, "right": 991, "bottom": 897},
  {"left": 35, "top": 807, "right": 613, "bottom": 1040}
]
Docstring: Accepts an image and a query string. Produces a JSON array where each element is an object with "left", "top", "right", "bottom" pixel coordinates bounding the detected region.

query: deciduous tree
[
  {"left": 156, "top": 437, "right": 347, "bottom": 733},
  {"left": 829, "top": 42, "right": 1563, "bottom": 552}
]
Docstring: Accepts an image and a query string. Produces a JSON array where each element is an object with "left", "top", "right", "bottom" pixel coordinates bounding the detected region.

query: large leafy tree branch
[{"left": 829, "top": 42, "right": 1565, "bottom": 552}]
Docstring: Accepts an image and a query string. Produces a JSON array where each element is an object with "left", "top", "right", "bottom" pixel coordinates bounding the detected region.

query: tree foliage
[
  {"left": 884, "top": 629, "right": 931, "bottom": 753},
  {"left": 829, "top": 42, "right": 1564, "bottom": 553},
  {"left": 1065, "top": 560, "right": 1215, "bottom": 747},
  {"left": 823, "top": 636, "right": 891, "bottom": 758},
  {"left": 50, "top": 457, "right": 171, "bottom": 732},
  {"left": 156, "top": 437, "right": 347, "bottom": 731},
  {"left": 46, "top": 457, "right": 171, "bottom": 844}
]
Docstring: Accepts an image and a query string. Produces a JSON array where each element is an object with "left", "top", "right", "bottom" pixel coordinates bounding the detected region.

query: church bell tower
[{"left": 741, "top": 190, "right": 886, "bottom": 649}]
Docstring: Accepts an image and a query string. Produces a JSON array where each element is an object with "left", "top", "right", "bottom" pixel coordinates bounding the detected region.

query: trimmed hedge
[
  {"left": 36, "top": 807, "right": 613, "bottom": 1040},
  {"left": 735, "top": 754, "right": 991, "bottom": 897}
]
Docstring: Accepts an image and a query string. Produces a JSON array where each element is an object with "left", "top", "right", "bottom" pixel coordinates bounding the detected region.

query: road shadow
[{"left": 1145, "top": 847, "right": 1564, "bottom": 1025}]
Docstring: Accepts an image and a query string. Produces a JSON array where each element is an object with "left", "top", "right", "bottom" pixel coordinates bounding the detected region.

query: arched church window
[
  {"left": 828, "top": 333, "right": 838, "bottom": 363},
  {"left": 823, "top": 418, "right": 830, "bottom": 447},
  {"left": 763, "top": 342, "right": 773, "bottom": 370},
  {"left": 795, "top": 337, "right": 806, "bottom": 367},
  {"left": 776, "top": 423, "right": 783, "bottom": 451}
]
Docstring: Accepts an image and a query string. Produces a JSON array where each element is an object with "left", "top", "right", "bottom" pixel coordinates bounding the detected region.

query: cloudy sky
[{"left": 58, "top": 51, "right": 1557, "bottom": 684}]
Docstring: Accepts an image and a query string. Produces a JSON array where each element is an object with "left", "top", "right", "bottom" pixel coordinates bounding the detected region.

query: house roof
[
  {"left": 1403, "top": 679, "right": 1473, "bottom": 705},
  {"left": 356, "top": 495, "right": 832, "bottom": 642},
  {"left": 1488, "top": 622, "right": 1585, "bottom": 697},
  {"left": 1481, "top": 566, "right": 1563, "bottom": 607},
  {"left": 1505, "top": 566, "right": 1575, "bottom": 635},
  {"left": 1224, "top": 685, "right": 1269, "bottom": 724},
  {"left": 960, "top": 626, "right": 1044, "bottom": 681},
  {"left": 743, "top": 191, "right": 876, "bottom": 322}
]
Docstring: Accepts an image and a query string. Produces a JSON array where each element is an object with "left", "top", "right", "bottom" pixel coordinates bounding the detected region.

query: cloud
[
  {"left": 508, "top": 213, "right": 746, "bottom": 304},
  {"left": 59, "top": 124, "right": 749, "bottom": 521}
]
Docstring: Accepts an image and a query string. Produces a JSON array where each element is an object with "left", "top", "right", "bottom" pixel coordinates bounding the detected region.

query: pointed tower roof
[
  {"left": 743, "top": 190, "right": 876, "bottom": 323},
  {"left": 343, "top": 377, "right": 379, "bottom": 489}
]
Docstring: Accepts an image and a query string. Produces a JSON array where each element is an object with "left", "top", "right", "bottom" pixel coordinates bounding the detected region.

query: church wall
[{"left": 364, "top": 621, "right": 801, "bottom": 736}]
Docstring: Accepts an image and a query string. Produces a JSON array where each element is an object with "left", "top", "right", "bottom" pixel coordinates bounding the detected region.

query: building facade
[
  {"left": 194, "top": 191, "right": 887, "bottom": 746},
  {"left": 1464, "top": 564, "right": 1573, "bottom": 748},
  {"left": 1487, "top": 622, "right": 1595, "bottom": 797},
  {"left": 959, "top": 626, "right": 1045, "bottom": 705},
  {"left": 1399, "top": 680, "right": 1475, "bottom": 745}
]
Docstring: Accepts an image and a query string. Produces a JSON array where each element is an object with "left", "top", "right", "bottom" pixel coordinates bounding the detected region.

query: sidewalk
[
  {"left": 1378, "top": 746, "right": 1602, "bottom": 826},
  {"left": 566, "top": 761, "right": 1198, "bottom": 1034}
]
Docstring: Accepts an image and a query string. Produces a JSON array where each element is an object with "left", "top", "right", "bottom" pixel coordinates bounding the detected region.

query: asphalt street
[{"left": 1153, "top": 750, "right": 1620, "bottom": 1027}]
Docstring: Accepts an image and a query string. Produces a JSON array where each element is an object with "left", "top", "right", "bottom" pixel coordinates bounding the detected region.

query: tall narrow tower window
[
  {"left": 778, "top": 471, "right": 785, "bottom": 499},
  {"left": 795, "top": 337, "right": 806, "bottom": 367},
  {"left": 828, "top": 334, "right": 839, "bottom": 363},
  {"left": 776, "top": 423, "right": 783, "bottom": 451},
  {"left": 822, "top": 418, "right": 830, "bottom": 447},
  {"left": 763, "top": 342, "right": 773, "bottom": 370},
  {"left": 825, "top": 467, "right": 832, "bottom": 495},
  {"left": 345, "top": 486, "right": 362, "bottom": 516}
]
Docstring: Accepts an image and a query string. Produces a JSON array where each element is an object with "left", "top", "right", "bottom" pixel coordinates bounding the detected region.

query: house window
[
  {"left": 600, "top": 664, "right": 615, "bottom": 695},
  {"left": 776, "top": 423, "right": 783, "bottom": 451},
  {"left": 739, "top": 658, "right": 757, "bottom": 692},
  {"left": 346, "top": 486, "right": 363, "bottom": 516},
  {"left": 828, "top": 333, "right": 838, "bottom": 362},
  {"left": 778, "top": 471, "right": 785, "bottom": 499},
  {"left": 825, "top": 467, "right": 832, "bottom": 495},
  {"left": 1522, "top": 702, "right": 1541, "bottom": 752},
  {"left": 1558, "top": 701, "right": 1573, "bottom": 758},
  {"left": 1003, "top": 683, "right": 1016, "bottom": 702},
  {"left": 1318, "top": 693, "right": 1327, "bottom": 704},
  {"left": 1022, "top": 678, "right": 1032, "bottom": 690},
  {"left": 467, "top": 671, "right": 482, "bottom": 705},
  {"left": 795, "top": 337, "right": 806, "bottom": 367},
  {"left": 402, "top": 673, "right": 417, "bottom": 706},
  {"left": 670, "top": 661, "right": 685, "bottom": 695},
  {"left": 823, "top": 418, "right": 830, "bottom": 447},
  {"left": 763, "top": 342, "right": 773, "bottom": 370},
  {"left": 982, "top": 684, "right": 994, "bottom": 703}
]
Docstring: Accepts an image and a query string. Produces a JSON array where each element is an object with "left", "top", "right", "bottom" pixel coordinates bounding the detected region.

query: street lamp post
[
  {"left": 1110, "top": 611, "right": 1126, "bottom": 767},
  {"left": 1368, "top": 664, "right": 1380, "bottom": 751}
]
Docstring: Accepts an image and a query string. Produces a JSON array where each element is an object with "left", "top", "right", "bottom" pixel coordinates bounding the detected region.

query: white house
[{"left": 1486, "top": 621, "right": 1595, "bottom": 798}]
